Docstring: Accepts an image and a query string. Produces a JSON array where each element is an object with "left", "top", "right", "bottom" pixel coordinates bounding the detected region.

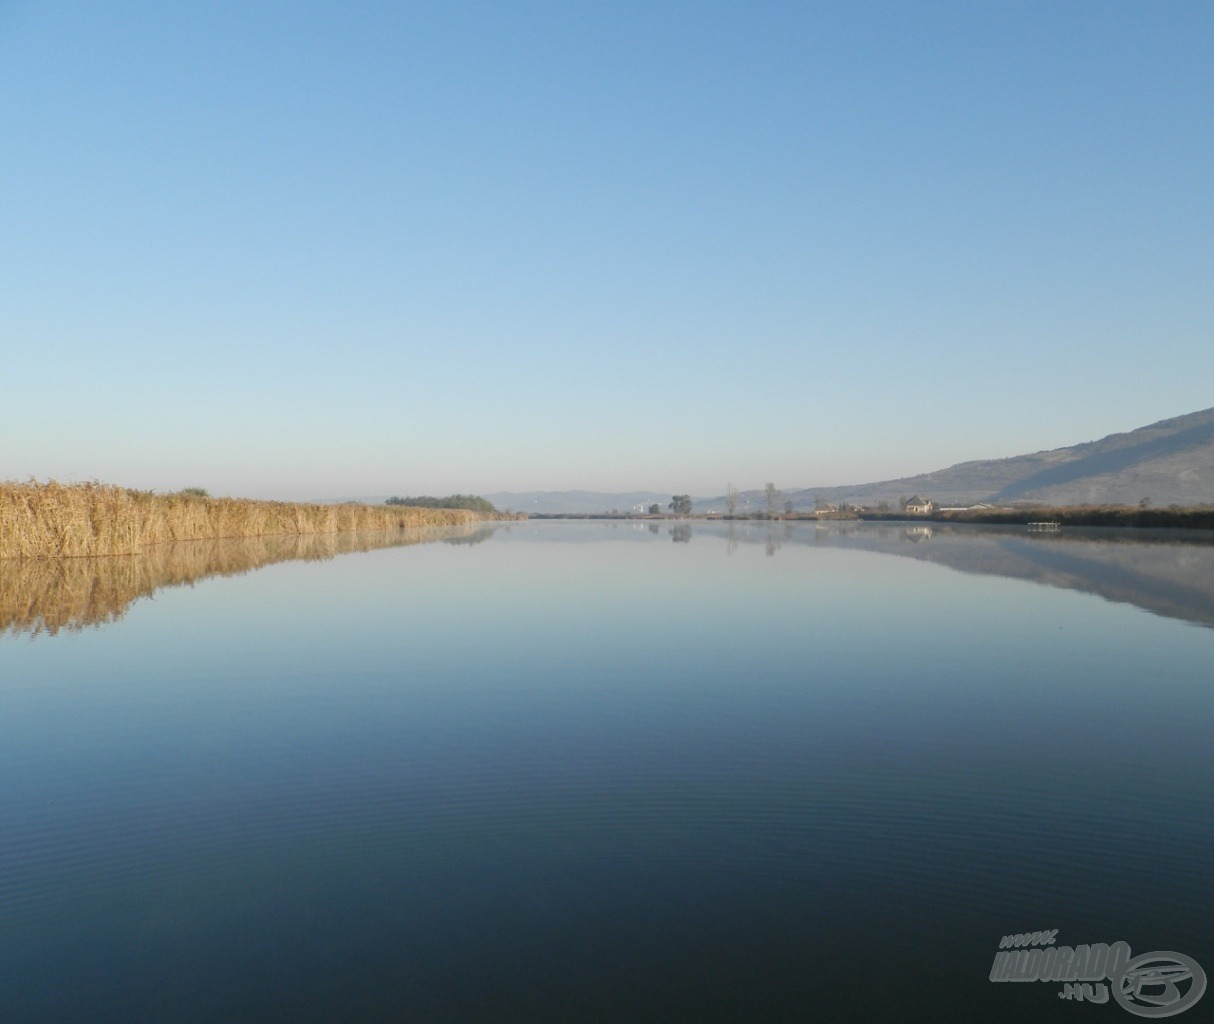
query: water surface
[{"left": 2, "top": 522, "right": 1211, "bottom": 1021}]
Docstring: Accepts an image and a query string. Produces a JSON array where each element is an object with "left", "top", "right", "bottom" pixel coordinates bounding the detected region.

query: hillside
[
  {"left": 717, "top": 406, "right": 1214, "bottom": 510},
  {"left": 376, "top": 408, "right": 1214, "bottom": 516}
]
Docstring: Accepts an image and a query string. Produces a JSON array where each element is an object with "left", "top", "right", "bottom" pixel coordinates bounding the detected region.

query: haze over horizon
[{"left": 3, "top": 2, "right": 1211, "bottom": 500}]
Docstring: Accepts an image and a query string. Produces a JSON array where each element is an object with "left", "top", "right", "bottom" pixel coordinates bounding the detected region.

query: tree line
[{"left": 386, "top": 494, "right": 498, "bottom": 513}]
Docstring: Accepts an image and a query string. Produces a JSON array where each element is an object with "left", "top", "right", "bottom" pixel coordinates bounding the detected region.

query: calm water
[{"left": 2, "top": 521, "right": 1212, "bottom": 1022}]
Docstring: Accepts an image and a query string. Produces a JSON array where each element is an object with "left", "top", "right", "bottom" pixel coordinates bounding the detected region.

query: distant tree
[
  {"left": 764, "top": 482, "right": 781, "bottom": 516},
  {"left": 877, "top": 500, "right": 891, "bottom": 512},
  {"left": 181, "top": 487, "right": 208, "bottom": 497},
  {"left": 1139, "top": 496, "right": 1151, "bottom": 508},
  {"left": 669, "top": 495, "right": 693, "bottom": 516},
  {"left": 725, "top": 483, "right": 739, "bottom": 515},
  {"left": 784, "top": 500, "right": 794, "bottom": 514},
  {"left": 648, "top": 503, "right": 661, "bottom": 515},
  {"left": 386, "top": 494, "right": 497, "bottom": 513}
]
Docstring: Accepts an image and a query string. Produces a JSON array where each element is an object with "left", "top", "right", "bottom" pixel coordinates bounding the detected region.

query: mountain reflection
[
  {"left": 799, "top": 522, "right": 1214, "bottom": 631},
  {"left": 1, "top": 526, "right": 495, "bottom": 637},
  {"left": 676, "top": 520, "right": 1214, "bottom": 629}
]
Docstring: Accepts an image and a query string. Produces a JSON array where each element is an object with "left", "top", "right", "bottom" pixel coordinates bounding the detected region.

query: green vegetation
[
  {"left": 385, "top": 494, "right": 498, "bottom": 514},
  {"left": 669, "top": 495, "right": 693, "bottom": 515}
]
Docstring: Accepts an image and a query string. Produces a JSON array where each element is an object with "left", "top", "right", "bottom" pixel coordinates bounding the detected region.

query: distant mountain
[
  {"left": 701, "top": 407, "right": 1214, "bottom": 510},
  {"left": 481, "top": 490, "right": 674, "bottom": 515},
  {"left": 339, "top": 408, "right": 1214, "bottom": 515}
]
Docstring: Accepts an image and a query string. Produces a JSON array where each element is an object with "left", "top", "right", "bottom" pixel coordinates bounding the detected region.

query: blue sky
[{"left": 2, "top": 1, "right": 1211, "bottom": 499}]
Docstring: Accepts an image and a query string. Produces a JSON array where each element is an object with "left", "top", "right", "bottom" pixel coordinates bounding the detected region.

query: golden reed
[
  {"left": 2, "top": 523, "right": 500, "bottom": 636},
  {"left": 0, "top": 481, "right": 486, "bottom": 560}
]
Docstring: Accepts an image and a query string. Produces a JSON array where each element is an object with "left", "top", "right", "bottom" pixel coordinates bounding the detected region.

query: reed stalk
[{"left": 0, "top": 481, "right": 490, "bottom": 560}]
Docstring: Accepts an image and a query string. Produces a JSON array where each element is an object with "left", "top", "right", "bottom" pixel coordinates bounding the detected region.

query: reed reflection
[{"left": 1, "top": 525, "right": 495, "bottom": 637}]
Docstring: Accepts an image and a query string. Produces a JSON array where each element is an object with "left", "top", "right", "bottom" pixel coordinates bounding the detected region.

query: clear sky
[{"left": 2, "top": 1, "right": 1211, "bottom": 499}]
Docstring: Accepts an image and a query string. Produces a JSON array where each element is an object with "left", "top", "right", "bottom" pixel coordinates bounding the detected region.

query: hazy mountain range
[
  {"left": 766, "top": 406, "right": 1214, "bottom": 510},
  {"left": 481, "top": 407, "right": 1214, "bottom": 513}
]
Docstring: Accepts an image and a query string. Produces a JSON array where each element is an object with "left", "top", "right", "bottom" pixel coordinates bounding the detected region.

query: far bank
[{"left": 526, "top": 504, "right": 1214, "bottom": 530}]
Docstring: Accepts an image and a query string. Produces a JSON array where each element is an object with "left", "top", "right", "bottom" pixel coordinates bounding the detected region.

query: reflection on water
[
  {"left": 807, "top": 522, "right": 1214, "bottom": 631},
  {"left": 6, "top": 519, "right": 1214, "bottom": 638},
  {"left": 1, "top": 525, "right": 500, "bottom": 636},
  {"left": 714, "top": 521, "right": 1214, "bottom": 631},
  {"left": 2, "top": 520, "right": 1213, "bottom": 1023}
]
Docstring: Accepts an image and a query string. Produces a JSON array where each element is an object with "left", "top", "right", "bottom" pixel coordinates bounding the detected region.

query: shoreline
[
  {"left": 525, "top": 505, "right": 1214, "bottom": 530},
  {"left": 1, "top": 481, "right": 513, "bottom": 560}
]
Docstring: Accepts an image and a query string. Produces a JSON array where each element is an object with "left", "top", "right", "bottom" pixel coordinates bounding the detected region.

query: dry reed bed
[
  {"left": 2, "top": 525, "right": 492, "bottom": 636},
  {"left": 1, "top": 482, "right": 481, "bottom": 560}
]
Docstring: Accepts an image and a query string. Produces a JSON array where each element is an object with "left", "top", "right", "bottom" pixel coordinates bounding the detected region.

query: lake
[{"left": 2, "top": 521, "right": 1212, "bottom": 1022}]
